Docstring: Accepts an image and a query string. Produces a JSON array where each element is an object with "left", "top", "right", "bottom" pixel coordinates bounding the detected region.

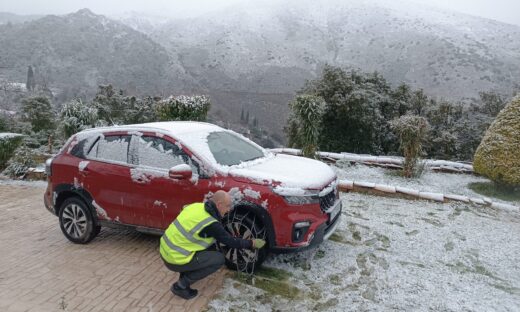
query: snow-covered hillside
[
  {"left": 208, "top": 163, "right": 520, "bottom": 311},
  {"left": 144, "top": 0, "right": 520, "bottom": 99}
]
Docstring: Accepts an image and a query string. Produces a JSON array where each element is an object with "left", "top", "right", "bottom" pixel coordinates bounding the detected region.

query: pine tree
[
  {"left": 240, "top": 107, "right": 245, "bottom": 121},
  {"left": 245, "top": 111, "right": 249, "bottom": 124},
  {"left": 26, "top": 66, "right": 35, "bottom": 91}
]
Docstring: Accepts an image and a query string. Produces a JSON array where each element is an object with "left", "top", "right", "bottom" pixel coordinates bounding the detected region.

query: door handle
[
  {"left": 79, "top": 167, "right": 89, "bottom": 176},
  {"left": 134, "top": 177, "right": 150, "bottom": 185}
]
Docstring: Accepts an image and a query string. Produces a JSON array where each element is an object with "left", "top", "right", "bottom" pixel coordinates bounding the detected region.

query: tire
[
  {"left": 58, "top": 197, "right": 100, "bottom": 244},
  {"left": 218, "top": 211, "right": 268, "bottom": 273}
]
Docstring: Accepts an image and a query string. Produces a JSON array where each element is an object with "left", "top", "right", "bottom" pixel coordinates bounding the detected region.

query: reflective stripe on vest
[
  {"left": 173, "top": 220, "right": 213, "bottom": 248},
  {"left": 189, "top": 216, "right": 217, "bottom": 235},
  {"left": 161, "top": 234, "right": 190, "bottom": 256}
]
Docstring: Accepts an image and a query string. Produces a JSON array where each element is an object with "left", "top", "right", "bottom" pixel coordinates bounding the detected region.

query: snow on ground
[
  {"left": 334, "top": 162, "right": 519, "bottom": 205},
  {"left": 208, "top": 165, "right": 520, "bottom": 311},
  {"left": 0, "top": 175, "right": 47, "bottom": 188}
]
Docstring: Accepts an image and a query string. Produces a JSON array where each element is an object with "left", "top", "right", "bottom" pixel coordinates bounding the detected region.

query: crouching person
[{"left": 160, "top": 190, "right": 266, "bottom": 299}]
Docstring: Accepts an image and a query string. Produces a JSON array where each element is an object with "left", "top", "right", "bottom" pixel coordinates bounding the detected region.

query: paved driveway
[{"left": 0, "top": 184, "right": 224, "bottom": 312}]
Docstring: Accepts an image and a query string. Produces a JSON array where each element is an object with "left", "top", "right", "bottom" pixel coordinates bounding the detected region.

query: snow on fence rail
[
  {"left": 269, "top": 148, "right": 473, "bottom": 174},
  {"left": 338, "top": 179, "right": 519, "bottom": 213}
]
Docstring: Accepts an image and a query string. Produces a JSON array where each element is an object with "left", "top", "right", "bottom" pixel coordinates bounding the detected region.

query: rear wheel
[
  {"left": 218, "top": 211, "right": 268, "bottom": 273},
  {"left": 58, "top": 197, "right": 100, "bottom": 244}
]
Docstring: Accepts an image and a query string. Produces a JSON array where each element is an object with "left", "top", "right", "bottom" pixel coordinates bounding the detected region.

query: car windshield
[{"left": 207, "top": 131, "right": 265, "bottom": 166}]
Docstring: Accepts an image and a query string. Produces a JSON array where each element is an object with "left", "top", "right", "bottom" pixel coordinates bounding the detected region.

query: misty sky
[{"left": 0, "top": 0, "right": 519, "bottom": 26}]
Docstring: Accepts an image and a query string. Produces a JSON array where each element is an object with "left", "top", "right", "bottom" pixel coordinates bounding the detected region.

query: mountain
[
  {"left": 0, "top": 9, "right": 192, "bottom": 96},
  {"left": 0, "top": 12, "right": 42, "bottom": 25},
  {"left": 110, "top": 11, "right": 170, "bottom": 35},
  {"left": 147, "top": 0, "right": 520, "bottom": 99}
]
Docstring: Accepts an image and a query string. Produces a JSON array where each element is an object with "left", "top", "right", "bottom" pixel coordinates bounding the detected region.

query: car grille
[{"left": 319, "top": 189, "right": 336, "bottom": 213}]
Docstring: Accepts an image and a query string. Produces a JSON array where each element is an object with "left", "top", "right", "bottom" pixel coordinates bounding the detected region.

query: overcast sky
[{"left": 1, "top": 0, "right": 519, "bottom": 26}]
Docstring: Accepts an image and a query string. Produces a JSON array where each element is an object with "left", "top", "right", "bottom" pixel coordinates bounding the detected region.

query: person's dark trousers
[{"left": 162, "top": 251, "right": 225, "bottom": 288}]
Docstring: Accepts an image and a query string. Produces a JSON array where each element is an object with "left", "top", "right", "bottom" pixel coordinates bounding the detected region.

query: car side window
[
  {"left": 138, "top": 136, "right": 185, "bottom": 169},
  {"left": 89, "top": 135, "right": 131, "bottom": 164},
  {"left": 137, "top": 136, "right": 195, "bottom": 171}
]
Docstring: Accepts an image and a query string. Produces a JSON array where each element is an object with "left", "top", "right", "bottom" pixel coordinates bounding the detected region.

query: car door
[
  {"left": 80, "top": 133, "right": 136, "bottom": 224},
  {"left": 130, "top": 134, "right": 211, "bottom": 229}
]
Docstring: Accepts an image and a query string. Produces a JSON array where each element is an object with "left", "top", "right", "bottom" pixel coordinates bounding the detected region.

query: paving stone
[{"left": 0, "top": 185, "right": 225, "bottom": 312}]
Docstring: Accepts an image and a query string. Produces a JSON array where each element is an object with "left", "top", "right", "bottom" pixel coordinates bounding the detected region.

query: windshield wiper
[{"left": 243, "top": 155, "right": 264, "bottom": 162}]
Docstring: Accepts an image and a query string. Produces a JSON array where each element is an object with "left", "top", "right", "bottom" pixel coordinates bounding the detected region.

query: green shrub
[
  {"left": 155, "top": 95, "right": 210, "bottom": 122},
  {"left": 21, "top": 96, "right": 56, "bottom": 132},
  {"left": 2, "top": 144, "right": 36, "bottom": 178},
  {"left": 287, "top": 95, "right": 325, "bottom": 158},
  {"left": 0, "top": 134, "right": 23, "bottom": 170},
  {"left": 390, "top": 115, "right": 430, "bottom": 178},
  {"left": 473, "top": 97, "right": 520, "bottom": 187},
  {"left": 59, "top": 99, "right": 99, "bottom": 138}
]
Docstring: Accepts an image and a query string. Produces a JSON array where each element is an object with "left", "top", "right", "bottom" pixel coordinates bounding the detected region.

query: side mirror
[{"left": 169, "top": 164, "right": 193, "bottom": 180}]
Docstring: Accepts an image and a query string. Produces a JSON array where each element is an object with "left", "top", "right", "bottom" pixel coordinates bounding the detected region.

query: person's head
[{"left": 213, "top": 190, "right": 232, "bottom": 216}]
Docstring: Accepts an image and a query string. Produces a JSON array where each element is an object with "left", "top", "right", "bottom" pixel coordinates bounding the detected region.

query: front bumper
[
  {"left": 271, "top": 202, "right": 342, "bottom": 254},
  {"left": 44, "top": 193, "right": 55, "bottom": 215}
]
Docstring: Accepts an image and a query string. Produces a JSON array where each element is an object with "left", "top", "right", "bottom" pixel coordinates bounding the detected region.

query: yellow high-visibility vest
[{"left": 160, "top": 202, "right": 218, "bottom": 265}]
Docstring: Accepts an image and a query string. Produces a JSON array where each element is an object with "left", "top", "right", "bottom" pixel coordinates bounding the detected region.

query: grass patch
[
  {"left": 468, "top": 182, "right": 520, "bottom": 202},
  {"left": 398, "top": 260, "right": 425, "bottom": 269},
  {"left": 231, "top": 266, "right": 300, "bottom": 299},
  {"left": 328, "top": 232, "right": 357, "bottom": 246},
  {"left": 313, "top": 298, "right": 339, "bottom": 310},
  {"left": 329, "top": 232, "right": 344, "bottom": 243},
  {"left": 384, "top": 221, "right": 404, "bottom": 227},
  {"left": 405, "top": 230, "right": 419, "bottom": 236},
  {"left": 329, "top": 274, "right": 342, "bottom": 285},
  {"left": 255, "top": 266, "right": 293, "bottom": 280},
  {"left": 314, "top": 250, "right": 326, "bottom": 260},
  {"left": 419, "top": 217, "right": 444, "bottom": 227}
]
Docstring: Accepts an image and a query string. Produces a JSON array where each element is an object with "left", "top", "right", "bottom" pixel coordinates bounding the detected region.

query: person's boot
[{"left": 171, "top": 282, "right": 198, "bottom": 300}]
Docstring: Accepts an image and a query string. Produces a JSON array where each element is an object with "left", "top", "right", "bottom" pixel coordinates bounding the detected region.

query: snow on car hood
[{"left": 229, "top": 154, "right": 336, "bottom": 191}]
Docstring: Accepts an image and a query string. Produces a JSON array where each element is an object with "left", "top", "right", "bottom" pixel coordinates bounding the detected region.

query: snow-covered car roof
[
  {"left": 75, "top": 121, "right": 268, "bottom": 174},
  {"left": 134, "top": 121, "right": 224, "bottom": 137}
]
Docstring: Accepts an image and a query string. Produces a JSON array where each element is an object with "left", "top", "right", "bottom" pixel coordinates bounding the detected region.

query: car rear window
[{"left": 89, "top": 135, "right": 131, "bottom": 163}]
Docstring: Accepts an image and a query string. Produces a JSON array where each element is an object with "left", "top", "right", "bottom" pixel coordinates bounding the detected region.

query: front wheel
[
  {"left": 218, "top": 211, "right": 268, "bottom": 273},
  {"left": 58, "top": 197, "right": 100, "bottom": 244}
]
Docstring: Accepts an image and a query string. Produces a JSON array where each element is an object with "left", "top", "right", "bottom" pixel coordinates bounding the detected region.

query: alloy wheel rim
[{"left": 62, "top": 204, "right": 87, "bottom": 238}]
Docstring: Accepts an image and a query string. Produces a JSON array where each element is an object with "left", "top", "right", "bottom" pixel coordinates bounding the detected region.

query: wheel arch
[
  {"left": 54, "top": 184, "right": 98, "bottom": 225},
  {"left": 232, "top": 201, "right": 276, "bottom": 248}
]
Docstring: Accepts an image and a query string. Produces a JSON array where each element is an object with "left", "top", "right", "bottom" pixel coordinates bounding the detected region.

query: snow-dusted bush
[
  {"left": 473, "top": 97, "right": 520, "bottom": 187},
  {"left": 391, "top": 115, "right": 430, "bottom": 178},
  {"left": 155, "top": 95, "right": 210, "bottom": 122},
  {"left": 121, "top": 96, "right": 158, "bottom": 124},
  {"left": 21, "top": 96, "right": 56, "bottom": 132},
  {"left": 2, "top": 144, "right": 37, "bottom": 178},
  {"left": 59, "top": 99, "right": 99, "bottom": 138},
  {"left": 287, "top": 95, "right": 325, "bottom": 158},
  {"left": 0, "top": 133, "right": 23, "bottom": 170}
]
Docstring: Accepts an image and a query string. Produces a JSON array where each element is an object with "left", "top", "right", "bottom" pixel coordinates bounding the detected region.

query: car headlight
[{"left": 272, "top": 186, "right": 320, "bottom": 205}]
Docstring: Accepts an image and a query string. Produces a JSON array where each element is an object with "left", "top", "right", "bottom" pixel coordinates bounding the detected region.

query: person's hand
[{"left": 252, "top": 239, "right": 266, "bottom": 249}]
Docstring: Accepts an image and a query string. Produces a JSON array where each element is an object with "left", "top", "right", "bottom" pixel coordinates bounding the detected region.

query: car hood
[{"left": 229, "top": 154, "right": 336, "bottom": 190}]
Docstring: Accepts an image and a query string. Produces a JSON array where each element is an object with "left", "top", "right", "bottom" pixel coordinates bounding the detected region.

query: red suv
[{"left": 44, "top": 122, "right": 341, "bottom": 268}]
